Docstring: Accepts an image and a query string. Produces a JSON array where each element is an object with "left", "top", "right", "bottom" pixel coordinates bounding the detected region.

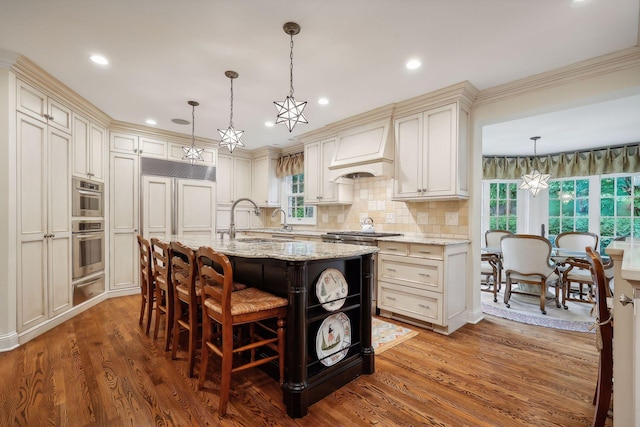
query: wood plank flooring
[{"left": 0, "top": 295, "right": 611, "bottom": 426}]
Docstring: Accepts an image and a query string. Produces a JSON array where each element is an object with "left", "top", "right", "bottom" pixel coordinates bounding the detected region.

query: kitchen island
[{"left": 168, "top": 235, "right": 378, "bottom": 418}]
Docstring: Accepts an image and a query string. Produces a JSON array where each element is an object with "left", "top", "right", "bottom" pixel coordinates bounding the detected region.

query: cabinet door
[
  {"left": 423, "top": 103, "right": 457, "bottom": 196},
  {"left": 17, "top": 80, "right": 48, "bottom": 123},
  {"left": 47, "top": 98, "right": 72, "bottom": 133},
  {"left": 139, "top": 136, "right": 167, "bottom": 159},
  {"left": 177, "top": 179, "right": 216, "bottom": 238},
  {"left": 110, "top": 132, "right": 139, "bottom": 154},
  {"left": 72, "top": 114, "right": 90, "bottom": 178},
  {"left": 394, "top": 113, "right": 422, "bottom": 198},
  {"left": 89, "top": 124, "right": 105, "bottom": 181},
  {"left": 17, "top": 113, "right": 48, "bottom": 330},
  {"left": 168, "top": 142, "right": 216, "bottom": 165},
  {"left": 234, "top": 157, "right": 253, "bottom": 201},
  {"left": 142, "top": 175, "right": 172, "bottom": 240},
  {"left": 217, "top": 154, "right": 233, "bottom": 204},
  {"left": 48, "top": 128, "right": 72, "bottom": 315},
  {"left": 304, "top": 142, "right": 320, "bottom": 203},
  {"left": 110, "top": 152, "right": 139, "bottom": 290},
  {"left": 252, "top": 155, "right": 280, "bottom": 207},
  {"left": 320, "top": 138, "right": 336, "bottom": 201}
]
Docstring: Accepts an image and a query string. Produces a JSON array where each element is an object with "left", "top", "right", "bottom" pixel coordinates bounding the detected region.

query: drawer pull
[
  {"left": 386, "top": 296, "right": 397, "bottom": 301},
  {"left": 386, "top": 268, "right": 397, "bottom": 272},
  {"left": 418, "top": 303, "right": 430, "bottom": 309},
  {"left": 418, "top": 272, "right": 430, "bottom": 277},
  {"left": 419, "top": 250, "right": 431, "bottom": 254},
  {"left": 387, "top": 247, "right": 398, "bottom": 251}
]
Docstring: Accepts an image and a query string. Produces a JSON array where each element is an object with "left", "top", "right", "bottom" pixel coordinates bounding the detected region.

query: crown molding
[
  {"left": 11, "top": 55, "right": 112, "bottom": 127},
  {"left": 393, "top": 80, "right": 479, "bottom": 117},
  {"left": 0, "top": 48, "right": 20, "bottom": 69},
  {"left": 475, "top": 47, "right": 640, "bottom": 107}
]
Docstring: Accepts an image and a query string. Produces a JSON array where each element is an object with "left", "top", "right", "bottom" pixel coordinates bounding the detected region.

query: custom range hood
[{"left": 327, "top": 117, "right": 395, "bottom": 181}]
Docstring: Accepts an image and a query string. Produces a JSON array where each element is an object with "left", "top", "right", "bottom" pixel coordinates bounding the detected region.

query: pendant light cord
[
  {"left": 289, "top": 34, "right": 295, "bottom": 97},
  {"left": 229, "top": 77, "right": 234, "bottom": 127},
  {"left": 191, "top": 103, "right": 196, "bottom": 145}
]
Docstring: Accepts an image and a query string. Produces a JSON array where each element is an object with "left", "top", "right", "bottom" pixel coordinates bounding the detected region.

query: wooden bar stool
[
  {"left": 136, "top": 234, "right": 155, "bottom": 336},
  {"left": 169, "top": 241, "right": 201, "bottom": 377},
  {"left": 195, "top": 246, "right": 288, "bottom": 416},
  {"left": 151, "top": 238, "right": 173, "bottom": 351}
]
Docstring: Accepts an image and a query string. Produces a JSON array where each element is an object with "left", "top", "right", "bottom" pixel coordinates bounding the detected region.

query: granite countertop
[
  {"left": 607, "top": 238, "right": 640, "bottom": 285},
  {"left": 234, "top": 228, "right": 469, "bottom": 245},
  {"left": 169, "top": 235, "right": 378, "bottom": 262}
]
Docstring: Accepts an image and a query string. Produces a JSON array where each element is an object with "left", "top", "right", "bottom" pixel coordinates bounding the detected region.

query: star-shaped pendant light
[
  {"left": 274, "top": 22, "right": 308, "bottom": 132},
  {"left": 519, "top": 136, "right": 551, "bottom": 196},
  {"left": 218, "top": 71, "right": 245, "bottom": 153},
  {"left": 182, "top": 100, "right": 205, "bottom": 165}
]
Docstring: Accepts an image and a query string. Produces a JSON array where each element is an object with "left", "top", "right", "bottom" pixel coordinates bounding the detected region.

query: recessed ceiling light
[
  {"left": 172, "top": 118, "right": 190, "bottom": 125},
  {"left": 90, "top": 54, "right": 109, "bottom": 65},
  {"left": 571, "top": 0, "right": 590, "bottom": 6},
  {"left": 318, "top": 97, "right": 329, "bottom": 105},
  {"left": 406, "top": 59, "right": 421, "bottom": 70},
  {"left": 265, "top": 121, "right": 275, "bottom": 128},
  {"left": 146, "top": 119, "right": 157, "bottom": 125}
]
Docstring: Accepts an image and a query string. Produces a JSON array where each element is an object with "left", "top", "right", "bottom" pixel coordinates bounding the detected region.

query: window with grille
[
  {"left": 488, "top": 182, "right": 517, "bottom": 233},
  {"left": 547, "top": 178, "right": 590, "bottom": 245},
  {"left": 282, "top": 174, "right": 316, "bottom": 225}
]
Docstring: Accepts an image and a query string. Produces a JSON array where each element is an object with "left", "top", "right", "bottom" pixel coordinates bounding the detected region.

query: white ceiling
[{"left": 1, "top": 0, "right": 639, "bottom": 154}]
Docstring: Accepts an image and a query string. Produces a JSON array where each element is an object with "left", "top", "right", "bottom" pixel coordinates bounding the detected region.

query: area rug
[
  {"left": 481, "top": 289, "right": 596, "bottom": 333},
  {"left": 372, "top": 317, "right": 419, "bottom": 353}
]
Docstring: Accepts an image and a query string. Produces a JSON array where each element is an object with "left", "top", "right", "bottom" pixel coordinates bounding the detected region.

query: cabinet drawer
[
  {"left": 378, "top": 281, "right": 443, "bottom": 325},
  {"left": 378, "top": 241, "right": 408, "bottom": 255},
  {"left": 409, "top": 243, "right": 443, "bottom": 260},
  {"left": 378, "top": 254, "right": 442, "bottom": 292}
]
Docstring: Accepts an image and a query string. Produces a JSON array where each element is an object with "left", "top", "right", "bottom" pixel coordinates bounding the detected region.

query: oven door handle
[
  {"left": 74, "top": 234, "right": 103, "bottom": 240},
  {"left": 77, "top": 189, "right": 101, "bottom": 196}
]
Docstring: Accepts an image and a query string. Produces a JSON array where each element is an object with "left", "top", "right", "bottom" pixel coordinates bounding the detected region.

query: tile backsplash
[{"left": 267, "top": 176, "right": 469, "bottom": 239}]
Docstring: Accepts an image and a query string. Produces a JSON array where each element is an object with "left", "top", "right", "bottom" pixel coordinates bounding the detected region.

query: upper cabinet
[
  {"left": 304, "top": 138, "right": 353, "bottom": 205},
  {"left": 217, "top": 153, "right": 252, "bottom": 205},
  {"left": 393, "top": 101, "right": 470, "bottom": 200},
  {"left": 252, "top": 147, "right": 281, "bottom": 207},
  {"left": 110, "top": 132, "right": 215, "bottom": 165},
  {"left": 73, "top": 113, "right": 105, "bottom": 181},
  {"left": 17, "top": 80, "right": 72, "bottom": 133}
]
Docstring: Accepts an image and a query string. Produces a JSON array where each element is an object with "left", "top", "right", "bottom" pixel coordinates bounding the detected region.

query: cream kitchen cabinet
[
  {"left": 168, "top": 142, "right": 216, "bottom": 165},
  {"left": 109, "top": 150, "right": 139, "bottom": 291},
  {"left": 377, "top": 240, "right": 468, "bottom": 335},
  {"left": 393, "top": 102, "right": 469, "bottom": 200},
  {"left": 252, "top": 148, "right": 280, "bottom": 207},
  {"left": 216, "top": 153, "right": 252, "bottom": 205},
  {"left": 72, "top": 114, "right": 105, "bottom": 181},
  {"left": 111, "top": 132, "right": 215, "bottom": 165},
  {"left": 17, "top": 79, "right": 72, "bottom": 134},
  {"left": 16, "top": 112, "right": 73, "bottom": 331},
  {"left": 304, "top": 138, "right": 353, "bottom": 205}
]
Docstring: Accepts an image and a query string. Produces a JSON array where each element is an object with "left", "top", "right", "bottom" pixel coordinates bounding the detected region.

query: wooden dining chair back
[
  {"left": 500, "top": 234, "right": 561, "bottom": 314},
  {"left": 136, "top": 234, "right": 155, "bottom": 336},
  {"left": 585, "top": 246, "right": 613, "bottom": 427},
  {"left": 196, "top": 246, "right": 288, "bottom": 416},
  {"left": 481, "top": 230, "right": 514, "bottom": 301},
  {"left": 556, "top": 231, "right": 599, "bottom": 305},
  {"left": 169, "top": 240, "right": 201, "bottom": 377},
  {"left": 150, "top": 238, "right": 173, "bottom": 351}
]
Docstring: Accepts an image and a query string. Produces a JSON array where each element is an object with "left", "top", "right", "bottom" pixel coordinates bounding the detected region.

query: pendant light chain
[
  {"left": 229, "top": 76, "right": 234, "bottom": 127},
  {"left": 289, "top": 34, "right": 295, "bottom": 97},
  {"left": 191, "top": 102, "right": 196, "bottom": 145}
]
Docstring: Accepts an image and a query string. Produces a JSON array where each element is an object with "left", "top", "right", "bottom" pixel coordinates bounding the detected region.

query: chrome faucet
[
  {"left": 229, "top": 198, "right": 261, "bottom": 240},
  {"left": 271, "top": 208, "right": 291, "bottom": 231}
]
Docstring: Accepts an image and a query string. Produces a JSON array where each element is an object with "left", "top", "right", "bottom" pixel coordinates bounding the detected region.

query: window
[
  {"left": 282, "top": 174, "right": 316, "bottom": 225},
  {"left": 599, "top": 175, "right": 640, "bottom": 252},
  {"left": 547, "top": 178, "right": 590, "bottom": 245},
  {"left": 488, "top": 182, "right": 517, "bottom": 233}
]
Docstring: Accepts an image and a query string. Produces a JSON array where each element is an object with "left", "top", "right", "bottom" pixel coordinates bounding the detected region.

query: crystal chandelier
[
  {"left": 218, "top": 71, "right": 245, "bottom": 153},
  {"left": 519, "top": 136, "right": 551, "bottom": 197},
  {"left": 182, "top": 100, "right": 205, "bottom": 165},
  {"left": 274, "top": 22, "right": 308, "bottom": 132}
]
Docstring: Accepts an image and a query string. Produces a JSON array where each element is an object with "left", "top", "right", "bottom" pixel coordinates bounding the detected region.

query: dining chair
[
  {"left": 555, "top": 231, "right": 599, "bottom": 306},
  {"left": 195, "top": 246, "right": 288, "bottom": 416},
  {"left": 501, "top": 234, "right": 561, "bottom": 315},
  {"left": 136, "top": 234, "right": 155, "bottom": 336},
  {"left": 585, "top": 246, "right": 613, "bottom": 427},
  {"left": 481, "top": 230, "right": 513, "bottom": 301},
  {"left": 170, "top": 241, "right": 201, "bottom": 377},
  {"left": 150, "top": 238, "right": 173, "bottom": 351}
]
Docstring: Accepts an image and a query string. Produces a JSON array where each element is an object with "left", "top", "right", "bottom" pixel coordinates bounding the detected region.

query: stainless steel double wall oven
[{"left": 72, "top": 178, "right": 105, "bottom": 305}]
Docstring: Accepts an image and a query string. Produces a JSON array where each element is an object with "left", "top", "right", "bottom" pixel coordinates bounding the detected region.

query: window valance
[
  {"left": 482, "top": 144, "right": 640, "bottom": 180},
  {"left": 275, "top": 152, "right": 304, "bottom": 178}
]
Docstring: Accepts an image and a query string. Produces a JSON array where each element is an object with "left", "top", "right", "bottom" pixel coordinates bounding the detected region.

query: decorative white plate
[
  {"left": 315, "top": 268, "right": 348, "bottom": 311},
  {"left": 315, "top": 312, "right": 351, "bottom": 367}
]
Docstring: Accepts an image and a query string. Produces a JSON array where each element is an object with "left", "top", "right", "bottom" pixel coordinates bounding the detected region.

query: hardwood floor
[{"left": 0, "top": 295, "right": 611, "bottom": 426}]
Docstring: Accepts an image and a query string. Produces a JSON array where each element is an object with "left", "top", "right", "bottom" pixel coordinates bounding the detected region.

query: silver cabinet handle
[
  {"left": 386, "top": 247, "right": 398, "bottom": 251},
  {"left": 386, "top": 296, "right": 397, "bottom": 301},
  {"left": 418, "top": 303, "right": 430, "bottom": 309},
  {"left": 418, "top": 272, "right": 430, "bottom": 277},
  {"left": 620, "top": 294, "right": 634, "bottom": 306},
  {"left": 418, "top": 250, "right": 431, "bottom": 254},
  {"left": 386, "top": 268, "right": 397, "bottom": 272}
]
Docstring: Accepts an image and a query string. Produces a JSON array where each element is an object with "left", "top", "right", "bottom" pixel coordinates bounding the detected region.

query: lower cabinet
[{"left": 377, "top": 240, "right": 468, "bottom": 335}]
